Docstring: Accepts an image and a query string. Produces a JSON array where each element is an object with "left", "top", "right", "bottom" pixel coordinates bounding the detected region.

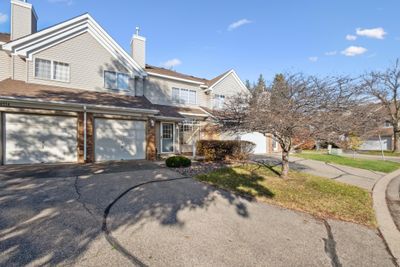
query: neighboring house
[
  {"left": 360, "top": 121, "right": 394, "bottom": 151},
  {"left": 0, "top": 0, "right": 271, "bottom": 165}
]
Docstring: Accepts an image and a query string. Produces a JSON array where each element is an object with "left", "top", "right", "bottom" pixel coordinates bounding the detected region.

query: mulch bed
[{"left": 172, "top": 161, "right": 234, "bottom": 177}]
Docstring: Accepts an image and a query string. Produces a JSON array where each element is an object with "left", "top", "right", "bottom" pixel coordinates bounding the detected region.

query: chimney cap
[{"left": 135, "top": 26, "right": 140, "bottom": 36}]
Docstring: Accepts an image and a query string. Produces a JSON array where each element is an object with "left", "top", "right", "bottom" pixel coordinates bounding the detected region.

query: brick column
[
  {"left": 86, "top": 113, "right": 94, "bottom": 163},
  {"left": 77, "top": 112, "right": 94, "bottom": 163},
  {"left": 77, "top": 112, "right": 85, "bottom": 163},
  {"left": 146, "top": 118, "right": 157, "bottom": 160}
]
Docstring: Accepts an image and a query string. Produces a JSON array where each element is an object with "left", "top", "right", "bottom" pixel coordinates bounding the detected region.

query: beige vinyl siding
[
  {"left": 0, "top": 51, "right": 11, "bottom": 81},
  {"left": 27, "top": 32, "right": 135, "bottom": 94},
  {"left": 212, "top": 72, "right": 247, "bottom": 97},
  {"left": 13, "top": 55, "right": 26, "bottom": 81},
  {"left": 209, "top": 73, "right": 247, "bottom": 109},
  {"left": 145, "top": 75, "right": 210, "bottom": 107}
]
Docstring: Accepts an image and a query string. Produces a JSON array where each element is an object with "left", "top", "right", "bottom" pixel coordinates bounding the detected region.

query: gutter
[
  {"left": 147, "top": 72, "right": 205, "bottom": 85},
  {"left": 153, "top": 115, "right": 184, "bottom": 122},
  {"left": 0, "top": 96, "right": 159, "bottom": 115},
  {"left": 83, "top": 105, "right": 87, "bottom": 161}
]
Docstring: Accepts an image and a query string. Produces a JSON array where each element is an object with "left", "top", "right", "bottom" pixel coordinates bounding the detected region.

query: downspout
[{"left": 83, "top": 105, "right": 87, "bottom": 162}]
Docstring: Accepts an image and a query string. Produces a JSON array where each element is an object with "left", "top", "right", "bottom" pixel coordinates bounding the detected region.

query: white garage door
[
  {"left": 5, "top": 113, "right": 77, "bottom": 164},
  {"left": 94, "top": 119, "right": 146, "bottom": 161},
  {"left": 241, "top": 132, "right": 267, "bottom": 154}
]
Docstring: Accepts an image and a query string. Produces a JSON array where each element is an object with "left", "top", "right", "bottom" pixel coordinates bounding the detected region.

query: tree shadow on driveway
[{"left": 0, "top": 163, "right": 252, "bottom": 266}]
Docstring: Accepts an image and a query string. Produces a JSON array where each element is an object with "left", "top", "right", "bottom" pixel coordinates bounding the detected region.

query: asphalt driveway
[{"left": 0, "top": 161, "right": 395, "bottom": 266}]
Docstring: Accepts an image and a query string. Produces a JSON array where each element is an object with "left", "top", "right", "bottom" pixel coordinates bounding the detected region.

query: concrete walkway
[{"left": 252, "top": 154, "right": 384, "bottom": 191}]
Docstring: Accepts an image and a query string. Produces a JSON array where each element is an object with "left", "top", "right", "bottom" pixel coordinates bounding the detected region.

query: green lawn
[
  {"left": 196, "top": 164, "right": 376, "bottom": 227},
  {"left": 296, "top": 152, "right": 400, "bottom": 173},
  {"left": 357, "top": 150, "right": 400, "bottom": 157}
]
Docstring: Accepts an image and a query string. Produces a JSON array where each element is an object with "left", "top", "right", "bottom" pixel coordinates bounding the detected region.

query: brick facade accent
[
  {"left": 77, "top": 112, "right": 94, "bottom": 163},
  {"left": 77, "top": 112, "right": 84, "bottom": 163},
  {"left": 146, "top": 119, "right": 156, "bottom": 160},
  {"left": 86, "top": 113, "right": 94, "bottom": 163}
]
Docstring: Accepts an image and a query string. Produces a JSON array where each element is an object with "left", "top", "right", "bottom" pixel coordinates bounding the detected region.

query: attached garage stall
[
  {"left": 240, "top": 132, "right": 267, "bottom": 154},
  {"left": 94, "top": 118, "right": 146, "bottom": 161},
  {"left": 360, "top": 136, "right": 392, "bottom": 151},
  {"left": 3, "top": 113, "right": 77, "bottom": 164}
]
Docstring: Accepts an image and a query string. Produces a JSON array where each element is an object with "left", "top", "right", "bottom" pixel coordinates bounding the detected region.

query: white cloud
[
  {"left": 325, "top": 51, "right": 337, "bottom": 56},
  {"left": 341, "top": 46, "right": 367, "bottom": 57},
  {"left": 161, "top": 58, "right": 182, "bottom": 69},
  {"left": 308, "top": 56, "right": 318, "bottom": 62},
  {"left": 356, "top": 27, "right": 386, "bottom": 39},
  {"left": 346, "top": 34, "right": 357, "bottom": 41},
  {"left": 0, "top": 13, "right": 8, "bottom": 24},
  {"left": 228, "top": 19, "right": 252, "bottom": 31}
]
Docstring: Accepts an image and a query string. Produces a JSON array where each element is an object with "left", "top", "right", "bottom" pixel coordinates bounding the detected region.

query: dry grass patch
[{"left": 196, "top": 164, "right": 376, "bottom": 227}]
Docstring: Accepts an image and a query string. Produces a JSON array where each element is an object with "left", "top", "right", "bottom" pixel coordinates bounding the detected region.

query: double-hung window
[
  {"left": 104, "top": 71, "right": 131, "bottom": 90},
  {"left": 35, "top": 58, "right": 70, "bottom": 82},
  {"left": 171, "top": 87, "right": 197, "bottom": 105},
  {"left": 213, "top": 94, "right": 225, "bottom": 109}
]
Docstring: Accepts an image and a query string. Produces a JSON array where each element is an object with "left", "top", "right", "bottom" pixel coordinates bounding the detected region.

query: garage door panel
[
  {"left": 241, "top": 132, "right": 267, "bottom": 154},
  {"left": 94, "top": 119, "right": 146, "bottom": 161},
  {"left": 5, "top": 114, "right": 77, "bottom": 164}
]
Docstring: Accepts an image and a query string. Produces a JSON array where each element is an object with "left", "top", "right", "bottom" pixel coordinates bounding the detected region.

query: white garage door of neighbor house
[
  {"left": 5, "top": 113, "right": 77, "bottom": 164},
  {"left": 360, "top": 138, "right": 390, "bottom": 151},
  {"left": 241, "top": 132, "right": 267, "bottom": 154},
  {"left": 94, "top": 119, "right": 146, "bottom": 161}
]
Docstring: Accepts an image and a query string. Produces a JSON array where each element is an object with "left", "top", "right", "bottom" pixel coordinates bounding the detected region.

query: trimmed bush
[
  {"left": 196, "top": 140, "right": 256, "bottom": 161},
  {"left": 166, "top": 156, "right": 192, "bottom": 168}
]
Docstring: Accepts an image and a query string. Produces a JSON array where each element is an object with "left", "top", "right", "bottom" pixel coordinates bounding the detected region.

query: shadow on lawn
[{"left": 199, "top": 165, "right": 275, "bottom": 199}]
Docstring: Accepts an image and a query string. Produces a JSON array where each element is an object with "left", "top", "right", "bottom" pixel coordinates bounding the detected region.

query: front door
[{"left": 161, "top": 123, "right": 174, "bottom": 153}]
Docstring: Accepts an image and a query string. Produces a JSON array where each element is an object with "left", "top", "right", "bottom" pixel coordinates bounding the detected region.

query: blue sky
[{"left": 0, "top": 0, "right": 399, "bottom": 83}]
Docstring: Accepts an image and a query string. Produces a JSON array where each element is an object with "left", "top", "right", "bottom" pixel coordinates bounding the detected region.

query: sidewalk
[{"left": 252, "top": 154, "right": 383, "bottom": 191}]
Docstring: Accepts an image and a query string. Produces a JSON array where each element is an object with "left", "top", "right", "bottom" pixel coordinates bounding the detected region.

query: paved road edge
[{"left": 373, "top": 169, "right": 400, "bottom": 266}]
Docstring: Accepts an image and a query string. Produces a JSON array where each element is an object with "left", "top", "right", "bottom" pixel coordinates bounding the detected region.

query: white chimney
[
  {"left": 10, "top": 0, "right": 38, "bottom": 40},
  {"left": 131, "top": 27, "right": 146, "bottom": 69}
]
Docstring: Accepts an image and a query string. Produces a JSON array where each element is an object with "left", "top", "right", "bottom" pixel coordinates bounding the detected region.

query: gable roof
[
  {"left": 0, "top": 33, "right": 10, "bottom": 43},
  {"left": 2, "top": 14, "right": 147, "bottom": 77},
  {"left": 145, "top": 65, "right": 208, "bottom": 84},
  {"left": 206, "top": 70, "right": 231, "bottom": 87},
  {"left": 145, "top": 65, "right": 247, "bottom": 92}
]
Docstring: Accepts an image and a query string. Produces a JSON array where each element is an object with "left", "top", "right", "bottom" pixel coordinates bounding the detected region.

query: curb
[{"left": 372, "top": 169, "right": 400, "bottom": 265}]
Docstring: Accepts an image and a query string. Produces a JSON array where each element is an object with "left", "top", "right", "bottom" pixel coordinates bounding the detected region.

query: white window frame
[
  {"left": 104, "top": 70, "right": 132, "bottom": 91},
  {"left": 383, "top": 121, "right": 392, "bottom": 128},
  {"left": 171, "top": 87, "right": 197, "bottom": 105},
  {"left": 213, "top": 94, "right": 225, "bottom": 109},
  {"left": 34, "top": 58, "right": 70, "bottom": 83},
  {"left": 160, "top": 122, "right": 175, "bottom": 153}
]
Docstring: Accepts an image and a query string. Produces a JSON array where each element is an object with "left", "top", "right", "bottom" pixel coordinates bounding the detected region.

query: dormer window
[
  {"left": 35, "top": 58, "right": 70, "bottom": 82},
  {"left": 104, "top": 71, "right": 130, "bottom": 90}
]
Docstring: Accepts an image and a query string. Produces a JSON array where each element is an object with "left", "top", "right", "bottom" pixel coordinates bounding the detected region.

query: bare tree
[
  {"left": 362, "top": 59, "right": 400, "bottom": 152},
  {"left": 217, "top": 73, "right": 368, "bottom": 178}
]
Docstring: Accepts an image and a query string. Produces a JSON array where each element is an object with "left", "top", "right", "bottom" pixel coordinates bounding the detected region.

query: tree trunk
[
  {"left": 281, "top": 150, "right": 289, "bottom": 179},
  {"left": 393, "top": 127, "right": 400, "bottom": 152}
]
